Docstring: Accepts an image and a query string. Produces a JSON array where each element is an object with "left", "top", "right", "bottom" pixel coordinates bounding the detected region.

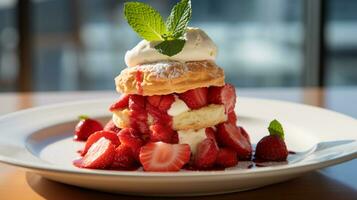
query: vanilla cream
[
  {"left": 125, "top": 27, "right": 217, "bottom": 67},
  {"left": 178, "top": 128, "right": 207, "bottom": 154},
  {"left": 167, "top": 96, "right": 190, "bottom": 116}
]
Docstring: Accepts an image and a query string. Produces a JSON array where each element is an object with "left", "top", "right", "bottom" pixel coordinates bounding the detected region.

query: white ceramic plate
[{"left": 0, "top": 97, "right": 356, "bottom": 196}]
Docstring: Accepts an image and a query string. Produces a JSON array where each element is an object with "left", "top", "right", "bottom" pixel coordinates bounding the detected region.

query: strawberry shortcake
[
  {"left": 74, "top": 0, "right": 253, "bottom": 172},
  {"left": 107, "top": 27, "right": 252, "bottom": 171}
]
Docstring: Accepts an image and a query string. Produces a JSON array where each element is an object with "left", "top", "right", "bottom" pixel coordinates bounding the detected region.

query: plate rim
[{"left": 0, "top": 97, "right": 356, "bottom": 177}]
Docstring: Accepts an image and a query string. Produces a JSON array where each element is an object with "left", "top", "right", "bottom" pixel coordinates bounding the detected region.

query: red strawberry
[
  {"left": 147, "top": 94, "right": 175, "bottom": 112},
  {"left": 81, "top": 130, "right": 120, "bottom": 156},
  {"left": 109, "top": 94, "right": 130, "bottom": 111},
  {"left": 146, "top": 103, "right": 173, "bottom": 127},
  {"left": 74, "top": 116, "right": 103, "bottom": 141},
  {"left": 171, "top": 131, "right": 179, "bottom": 144},
  {"left": 239, "top": 126, "right": 251, "bottom": 142},
  {"left": 194, "top": 138, "right": 219, "bottom": 169},
  {"left": 103, "top": 120, "right": 121, "bottom": 133},
  {"left": 110, "top": 145, "right": 137, "bottom": 170},
  {"left": 227, "top": 111, "right": 237, "bottom": 124},
  {"left": 117, "top": 128, "right": 144, "bottom": 160},
  {"left": 216, "top": 148, "right": 238, "bottom": 167},
  {"left": 217, "top": 122, "right": 252, "bottom": 160},
  {"left": 255, "top": 135, "right": 288, "bottom": 161},
  {"left": 80, "top": 137, "right": 115, "bottom": 169},
  {"left": 147, "top": 95, "right": 161, "bottom": 107},
  {"left": 205, "top": 127, "right": 216, "bottom": 140},
  {"left": 128, "top": 95, "right": 149, "bottom": 134},
  {"left": 129, "top": 95, "right": 146, "bottom": 110},
  {"left": 158, "top": 95, "right": 175, "bottom": 112},
  {"left": 140, "top": 142, "right": 191, "bottom": 172},
  {"left": 149, "top": 124, "right": 174, "bottom": 143},
  {"left": 178, "top": 87, "right": 208, "bottom": 109},
  {"left": 208, "top": 84, "right": 236, "bottom": 113}
]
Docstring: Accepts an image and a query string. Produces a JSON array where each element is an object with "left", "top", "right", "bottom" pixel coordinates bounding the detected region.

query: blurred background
[{"left": 0, "top": 0, "right": 356, "bottom": 92}]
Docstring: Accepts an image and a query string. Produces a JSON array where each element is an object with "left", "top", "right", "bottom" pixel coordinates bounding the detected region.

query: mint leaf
[
  {"left": 268, "top": 119, "right": 284, "bottom": 139},
  {"left": 155, "top": 39, "right": 185, "bottom": 56},
  {"left": 166, "top": 0, "right": 192, "bottom": 38},
  {"left": 124, "top": 2, "right": 167, "bottom": 41},
  {"left": 78, "top": 115, "right": 89, "bottom": 120}
]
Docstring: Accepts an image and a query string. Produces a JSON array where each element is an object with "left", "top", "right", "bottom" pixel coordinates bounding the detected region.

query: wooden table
[{"left": 0, "top": 88, "right": 356, "bottom": 200}]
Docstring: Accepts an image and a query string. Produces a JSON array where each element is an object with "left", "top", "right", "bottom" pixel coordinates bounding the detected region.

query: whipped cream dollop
[
  {"left": 125, "top": 27, "right": 217, "bottom": 67},
  {"left": 178, "top": 128, "right": 208, "bottom": 154},
  {"left": 167, "top": 96, "right": 190, "bottom": 116}
]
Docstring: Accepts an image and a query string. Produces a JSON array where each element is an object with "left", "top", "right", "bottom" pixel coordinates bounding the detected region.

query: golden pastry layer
[
  {"left": 115, "top": 60, "right": 225, "bottom": 96},
  {"left": 112, "top": 104, "right": 227, "bottom": 131}
]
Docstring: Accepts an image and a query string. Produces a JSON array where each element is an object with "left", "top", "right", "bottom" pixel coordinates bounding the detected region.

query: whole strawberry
[
  {"left": 255, "top": 119, "right": 288, "bottom": 161},
  {"left": 74, "top": 115, "right": 103, "bottom": 141},
  {"left": 103, "top": 119, "right": 121, "bottom": 133}
]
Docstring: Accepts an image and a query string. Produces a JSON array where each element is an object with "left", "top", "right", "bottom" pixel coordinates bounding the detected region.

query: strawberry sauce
[
  {"left": 288, "top": 151, "right": 296, "bottom": 154},
  {"left": 136, "top": 70, "right": 143, "bottom": 95},
  {"left": 73, "top": 158, "right": 83, "bottom": 168}
]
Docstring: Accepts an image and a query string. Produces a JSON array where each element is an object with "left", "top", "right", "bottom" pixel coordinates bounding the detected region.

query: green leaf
[
  {"left": 124, "top": 2, "right": 167, "bottom": 41},
  {"left": 78, "top": 115, "right": 89, "bottom": 120},
  {"left": 268, "top": 119, "right": 284, "bottom": 139},
  {"left": 154, "top": 39, "right": 185, "bottom": 56},
  {"left": 166, "top": 0, "right": 192, "bottom": 38}
]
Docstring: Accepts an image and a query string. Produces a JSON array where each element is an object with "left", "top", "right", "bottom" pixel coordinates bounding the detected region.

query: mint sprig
[
  {"left": 268, "top": 119, "right": 285, "bottom": 140},
  {"left": 124, "top": 0, "right": 192, "bottom": 57},
  {"left": 154, "top": 39, "right": 185, "bottom": 56},
  {"left": 166, "top": 0, "right": 192, "bottom": 39},
  {"left": 124, "top": 2, "right": 167, "bottom": 41}
]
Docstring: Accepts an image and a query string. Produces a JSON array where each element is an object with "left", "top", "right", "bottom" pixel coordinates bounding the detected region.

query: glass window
[
  {"left": 326, "top": 0, "right": 357, "bottom": 86},
  {"left": 29, "top": 0, "right": 305, "bottom": 91},
  {"left": 0, "top": 1, "right": 17, "bottom": 92}
]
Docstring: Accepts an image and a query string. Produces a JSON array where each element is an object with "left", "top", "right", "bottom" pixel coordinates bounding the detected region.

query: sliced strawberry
[
  {"left": 110, "top": 145, "right": 137, "bottom": 170},
  {"left": 147, "top": 94, "right": 175, "bottom": 112},
  {"left": 147, "top": 95, "right": 161, "bottom": 107},
  {"left": 81, "top": 130, "right": 120, "bottom": 156},
  {"left": 178, "top": 87, "right": 208, "bottom": 109},
  {"left": 149, "top": 124, "right": 174, "bottom": 143},
  {"left": 217, "top": 122, "right": 252, "bottom": 160},
  {"left": 140, "top": 142, "right": 191, "bottom": 172},
  {"left": 208, "top": 84, "right": 236, "bottom": 113},
  {"left": 158, "top": 94, "right": 175, "bottom": 112},
  {"left": 128, "top": 95, "right": 149, "bottom": 134},
  {"left": 194, "top": 138, "right": 219, "bottom": 169},
  {"left": 146, "top": 103, "right": 161, "bottom": 120},
  {"left": 205, "top": 127, "right": 216, "bottom": 140},
  {"left": 239, "top": 126, "right": 251, "bottom": 142},
  {"left": 146, "top": 103, "right": 173, "bottom": 127},
  {"left": 81, "top": 137, "right": 115, "bottom": 169},
  {"left": 74, "top": 116, "right": 103, "bottom": 141},
  {"left": 117, "top": 128, "right": 144, "bottom": 160},
  {"left": 128, "top": 95, "right": 146, "bottom": 111},
  {"left": 103, "top": 119, "right": 121, "bottom": 133},
  {"left": 109, "top": 94, "right": 130, "bottom": 111},
  {"left": 227, "top": 111, "right": 237, "bottom": 124},
  {"left": 171, "top": 131, "right": 179, "bottom": 144},
  {"left": 216, "top": 148, "right": 238, "bottom": 167},
  {"left": 129, "top": 112, "right": 150, "bottom": 134}
]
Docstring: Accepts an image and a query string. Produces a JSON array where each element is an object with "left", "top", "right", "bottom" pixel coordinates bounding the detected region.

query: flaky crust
[{"left": 115, "top": 60, "right": 225, "bottom": 96}]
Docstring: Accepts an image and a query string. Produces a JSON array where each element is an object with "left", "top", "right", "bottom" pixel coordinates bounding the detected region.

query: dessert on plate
[{"left": 73, "top": 0, "right": 288, "bottom": 172}]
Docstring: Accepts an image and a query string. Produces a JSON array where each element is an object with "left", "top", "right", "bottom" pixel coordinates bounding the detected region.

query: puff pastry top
[{"left": 115, "top": 60, "right": 225, "bottom": 96}]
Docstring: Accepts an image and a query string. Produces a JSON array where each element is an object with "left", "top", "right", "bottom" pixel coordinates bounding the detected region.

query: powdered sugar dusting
[{"left": 137, "top": 61, "right": 189, "bottom": 79}]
